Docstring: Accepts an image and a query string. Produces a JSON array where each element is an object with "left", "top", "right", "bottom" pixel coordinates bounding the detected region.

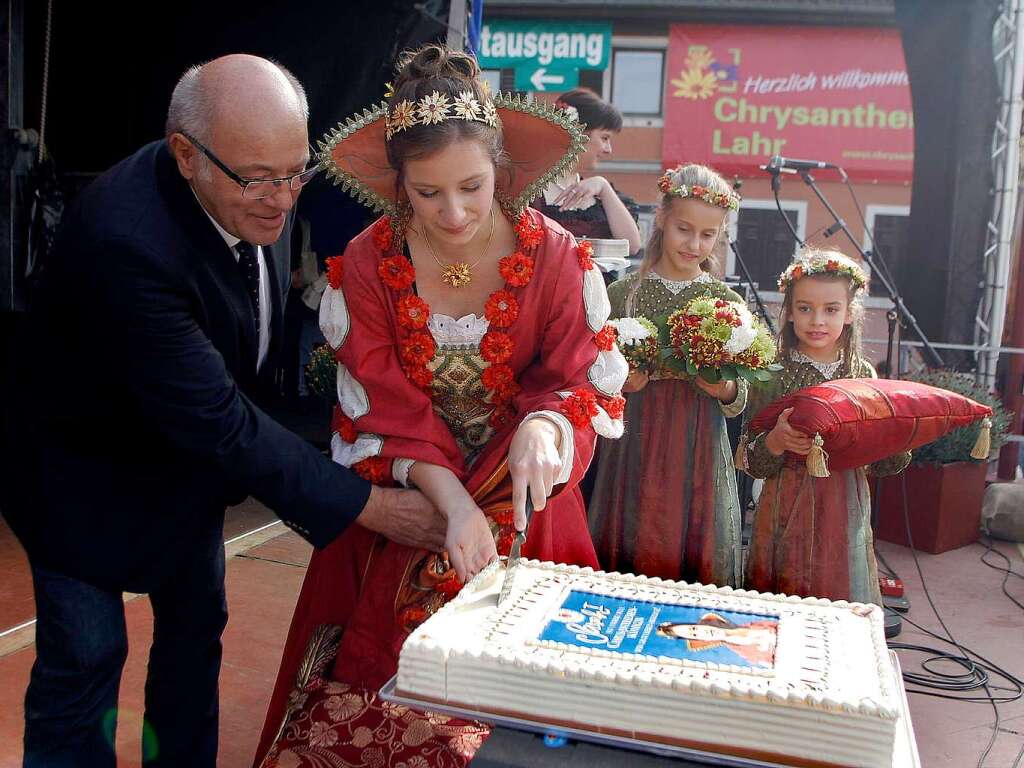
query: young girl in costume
[
  {"left": 588, "top": 164, "right": 745, "bottom": 587},
  {"left": 256, "top": 44, "right": 628, "bottom": 767},
  {"left": 738, "top": 247, "right": 910, "bottom": 604}
]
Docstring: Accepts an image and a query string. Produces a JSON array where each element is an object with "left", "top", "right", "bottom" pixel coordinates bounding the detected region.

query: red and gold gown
[
  {"left": 254, "top": 209, "right": 627, "bottom": 767},
  {"left": 739, "top": 352, "right": 911, "bottom": 604}
]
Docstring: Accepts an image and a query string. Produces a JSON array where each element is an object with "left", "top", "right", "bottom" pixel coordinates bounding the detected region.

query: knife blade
[{"left": 497, "top": 492, "right": 534, "bottom": 604}]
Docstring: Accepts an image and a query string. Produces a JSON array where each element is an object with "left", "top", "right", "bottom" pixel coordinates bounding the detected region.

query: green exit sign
[{"left": 479, "top": 20, "right": 611, "bottom": 91}]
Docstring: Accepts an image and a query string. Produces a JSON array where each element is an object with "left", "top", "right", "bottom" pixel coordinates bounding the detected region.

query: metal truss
[{"left": 976, "top": 0, "right": 1024, "bottom": 384}]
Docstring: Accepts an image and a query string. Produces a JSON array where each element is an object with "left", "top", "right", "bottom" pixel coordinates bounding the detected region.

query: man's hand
[{"left": 355, "top": 486, "right": 446, "bottom": 551}]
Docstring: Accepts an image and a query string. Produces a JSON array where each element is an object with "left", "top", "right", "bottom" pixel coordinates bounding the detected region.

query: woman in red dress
[{"left": 254, "top": 43, "right": 628, "bottom": 767}]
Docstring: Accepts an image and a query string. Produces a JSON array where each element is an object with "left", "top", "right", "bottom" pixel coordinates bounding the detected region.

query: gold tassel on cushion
[
  {"left": 806, "top": 433, "right": 830, "bottom": 478},
  {"left": 970, "top": 417, "right": 993, "bottom": 460},
  {"left": 734, "top": 433, "right": 749, "bottom": 471}
]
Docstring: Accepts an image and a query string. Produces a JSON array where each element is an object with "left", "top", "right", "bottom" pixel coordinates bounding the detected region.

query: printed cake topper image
[
  {"left": 655, "top": 612, "right": 778, "bottom": 669},
  {"left": 539, "top": 591, "right": 780, "bottom": 670}
]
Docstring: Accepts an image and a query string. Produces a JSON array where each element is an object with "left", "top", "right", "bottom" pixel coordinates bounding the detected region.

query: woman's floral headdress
[
  {"left": 657, "top": 166, "right": 740, "bottom": 211},
  {"left": 384, "top": 90, "right": 499, "bottom": 140},
  {"left": 777, "top": 251, "right": 868, "bottom": 292}
]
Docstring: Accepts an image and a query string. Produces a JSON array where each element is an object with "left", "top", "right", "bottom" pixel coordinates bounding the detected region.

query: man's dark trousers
[{"left": 23, "top": 521, "right": 228, "bottom": 768}]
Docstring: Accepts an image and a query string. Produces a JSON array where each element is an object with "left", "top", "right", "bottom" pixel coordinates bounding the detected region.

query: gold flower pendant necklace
[{"left": 420, "top": 208, "right": 495, "bottom": 288}]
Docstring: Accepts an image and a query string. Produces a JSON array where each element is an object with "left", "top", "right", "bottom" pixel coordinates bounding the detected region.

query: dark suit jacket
[{"left": 1, "top": 140, "right": 370, "bottom": 592}]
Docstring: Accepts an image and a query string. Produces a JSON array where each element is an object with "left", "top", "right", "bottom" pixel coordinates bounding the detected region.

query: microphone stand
[{"left": 795, "top": 168, "right": 944, "bottom": 369}]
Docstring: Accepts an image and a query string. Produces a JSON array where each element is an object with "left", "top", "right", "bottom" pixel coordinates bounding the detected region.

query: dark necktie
[{"left": 235, "top": 241, "right": 261, "bottom": 330}]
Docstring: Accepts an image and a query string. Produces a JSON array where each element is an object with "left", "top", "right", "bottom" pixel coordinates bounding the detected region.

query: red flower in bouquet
[
  {"left": 482, "top": 363, "right": 515, "bottom": 391},
  {"left": 400, "top": 331, "right": 436, "bottom": 367},
  {"left": 331, "top": 406, "right": 358, "bottom": 444},
  {"left": 514, "top": 212, "right": 544, "bottom": 250},
  {"left": 560, "top": 387, "right": 599, "bottom": 429},
  {"left": 594, "top": 325, "right": 617, "bottom": 352},
  {"left": 378, "top": 255, "right": 416, "bottom": 291},
  {"left": 372, "top": 218, "right": 393, "bottom": 251},
  {"left": 353, "top": 456, "right": 392, "bottom": 485},
  {"left": 492, "top": 509, "right": 514, "bottom": 527},
  {"left": 396, "top": 294, "right": 430, "bottom": 330},
  {"left": 484, "top": 290, "right": 519, "bottom": 328},
  {"left": 326, "top": 255, "right": 344, "bottom": 289},
  {"left": 499, "top": 251, "right": 535, "bottom": 287},
  {"left": 480, "top": 330, "right": 514, "bottom": 364},
  {"left": 577, "top": 240, "right": 594, "bottom": 271}
]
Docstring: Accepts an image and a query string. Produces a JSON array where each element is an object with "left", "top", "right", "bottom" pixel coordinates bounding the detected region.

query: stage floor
[{"left": 0, "top": 502, "right": 1021, "bottom": 767}]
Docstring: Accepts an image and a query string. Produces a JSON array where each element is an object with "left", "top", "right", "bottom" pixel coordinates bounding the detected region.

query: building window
[
  {"left": 729, "top": 201, "right": 806, "bottom": 290},
  {"left": 863, "top": 205, "right": 910, "bottom": 297},
  {"left": 611, "top": 49, "right": 664, "bottom": 115}
]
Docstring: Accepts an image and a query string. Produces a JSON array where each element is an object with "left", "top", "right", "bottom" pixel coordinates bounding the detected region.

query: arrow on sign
[{"left": 530, "top": 67, "right": 565, "bottom": 91}]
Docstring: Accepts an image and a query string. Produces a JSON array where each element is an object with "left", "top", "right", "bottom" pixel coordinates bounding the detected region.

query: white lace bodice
[
  {"left": 427, "top": 312, "right": 489, "bottom": 346},
  {"left": 790, "top": 349, "right": 845, "bottom": 379},
  {"left": 647, "top": 270, "right": 715, "bottom": 295}
]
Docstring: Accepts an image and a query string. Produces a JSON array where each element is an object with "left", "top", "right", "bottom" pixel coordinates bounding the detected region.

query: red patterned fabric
[
  {"left": 258, "top": 677, "right": 487, "bottom": 768},
  {"left": 749, "top": 378, "right": 992, "bottom": 471},
  {"left": 254, "top": 211, "right": 603, "bottom": 767}
]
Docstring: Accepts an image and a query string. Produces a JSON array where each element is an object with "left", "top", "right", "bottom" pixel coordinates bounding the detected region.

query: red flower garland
[
  {"left": 484, "top": 290, "right": 519, "bottom": 328},
  {"left": 379, "top": 255, "right": 416, "bottom": 291},
  {"left": 326, "top": 255, "right": 344, "bottom": 289},
  {"left": 594, "top": 325, "right": 617, "bottom": 352},
  {"left": 480, "top": 330, "right": 514, "bottom": 364},
  {"left": 331, "top": 406, "right": 358, "bottom": 444},
  {"left": 353, "top": 455, "right": 392, "bottom": 484},
  {"left": 481, "top": 363, "right": 515, "bottom": 391},
  {"left": 514, "top": 212, "right": 544, "bottom": 250},
  {"left": 498, "top": 251, "right": 535, "bottom": 287},
  {"left": 399, "top": 331, "right": 436, "bottom": 368},
  {"left": 396, "top": 294, "right": 430, "bottom": 330},
  {"left": 372, "top": 218, "right": 393, "bottom": 251},
  {"left": 403, "top": 363, "right": 433, "bottom": 390},
  {"left": 577, "top": 240, "right": 595, "bottom": 271},
  {"left": 435, "top": 574, "right": 464, "bottom": 597},
  {"left": 560, "top": 387, "right": 600, "bottom": 429},
  {"left": 600, "top": 394, "right": 626, "bottom": 420}
]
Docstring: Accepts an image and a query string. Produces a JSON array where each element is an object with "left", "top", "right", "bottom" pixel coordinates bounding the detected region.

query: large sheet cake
[{"left": 397, "top": 560, "right": 903, "bottom": 767}]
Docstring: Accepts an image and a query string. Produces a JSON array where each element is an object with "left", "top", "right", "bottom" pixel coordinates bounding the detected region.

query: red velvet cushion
[{"left": 748, "top": 378, "right": 992, "bottom": 471}]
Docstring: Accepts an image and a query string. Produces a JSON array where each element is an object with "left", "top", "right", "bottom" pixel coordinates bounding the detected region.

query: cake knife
[{"left": 497, "top": 492, "right": 534, "bottom": 604}]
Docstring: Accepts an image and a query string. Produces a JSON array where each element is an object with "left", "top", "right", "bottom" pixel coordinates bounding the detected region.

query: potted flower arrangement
[{"left": 875, "top": 369, "right": 1011, "bottom": 553}]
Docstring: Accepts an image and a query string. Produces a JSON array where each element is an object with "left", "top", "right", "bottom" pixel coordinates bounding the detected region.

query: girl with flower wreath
[
  {"left": 255, "top": 44, "right": 627, "bottom": 767},
  {"left": 737, "top": 247, "right": 910, "bottom": 604},
  {"left": 588, "top": 163, "right": 746, "bottom": 588}
]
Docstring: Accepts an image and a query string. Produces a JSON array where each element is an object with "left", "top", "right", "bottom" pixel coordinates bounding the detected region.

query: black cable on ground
[
  {"left": 977, "top": 534, "right": 1024, "bottom": 613},
  {"left": 886, "top": 475, "right": 1023, "bottom": 768}
]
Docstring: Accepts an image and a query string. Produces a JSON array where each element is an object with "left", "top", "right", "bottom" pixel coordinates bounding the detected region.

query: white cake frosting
[{"left": 397, "top": 560, "right": 901, "bottom": 768}]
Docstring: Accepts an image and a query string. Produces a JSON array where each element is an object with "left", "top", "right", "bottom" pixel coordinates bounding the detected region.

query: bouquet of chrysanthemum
[
  {"left": 608, "top": 316, "right": 659, "bottom": 375},
  {"left": 304, "top": 343, "right": 338, "bottom": 400},
  {"left": 659, "top": 296, "right": 778, "bottom": 384}
]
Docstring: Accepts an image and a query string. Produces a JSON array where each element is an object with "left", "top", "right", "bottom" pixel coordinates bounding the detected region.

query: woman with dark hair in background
[{"left": 533, "top": 88, "right": 642, "bottom": 260}]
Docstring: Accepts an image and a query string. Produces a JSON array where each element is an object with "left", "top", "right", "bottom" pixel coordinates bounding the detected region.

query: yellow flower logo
[
  {"left": 685, "top": 47, "right": 715, "bottom": 71},
  {"left": 671, "top": 68, "right": 719, "bottom": 100}
]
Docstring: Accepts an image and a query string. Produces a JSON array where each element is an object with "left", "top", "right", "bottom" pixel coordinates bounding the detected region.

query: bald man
[{"left": 2, "top": 55, "right": 444, "bottom": 768}]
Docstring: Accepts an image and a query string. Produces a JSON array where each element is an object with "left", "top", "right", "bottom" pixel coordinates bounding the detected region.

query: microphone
[{"left": 765, "top": 155, "right": 840, "bottom": 171}]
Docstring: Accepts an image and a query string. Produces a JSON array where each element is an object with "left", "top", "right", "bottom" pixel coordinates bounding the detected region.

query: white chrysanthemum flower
[
  {"left": 561, "top": 104, "right": 579, "bottom": 122},
  {"left": 609, "top": 317, "right": 654, "bottom": 344},
  {"left": 725, "top": 304, "right": 758, "bottom": 354},
  {"left": 453, "top": 91, "right": 481, "bottom": 120},
  {"left": 417, "top": 91, "right": 451, "bottom": 125}
]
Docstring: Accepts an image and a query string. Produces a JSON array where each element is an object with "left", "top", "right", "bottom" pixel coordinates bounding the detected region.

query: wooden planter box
[{"left": 874, "top": 461, "right": 987, "bottom": 554}]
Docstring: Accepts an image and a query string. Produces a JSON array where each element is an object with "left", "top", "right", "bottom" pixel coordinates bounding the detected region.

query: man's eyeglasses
[{"left": 181, "top": 132, "right": 320, "bottom": 200}]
